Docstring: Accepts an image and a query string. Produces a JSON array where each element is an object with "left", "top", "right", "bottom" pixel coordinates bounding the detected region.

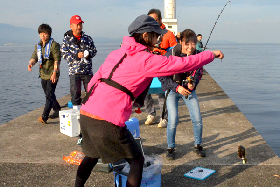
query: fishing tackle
[
  {"left": 204, "top": 1, "right": 231, "bottom": 49},
  {"left": 182, "top": 76, "right": 194, "bottom": 99}
]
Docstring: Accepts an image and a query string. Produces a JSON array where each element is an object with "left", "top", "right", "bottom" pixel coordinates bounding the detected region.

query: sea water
[
  {"left": 0, "top": 43, "right": 279, "bottom": 156},
  {"left": 205, "top": 43, "right": 280, "bottom": 156},
  {"left": 0, "top": 43, "right": 114, "bottom": 124}
]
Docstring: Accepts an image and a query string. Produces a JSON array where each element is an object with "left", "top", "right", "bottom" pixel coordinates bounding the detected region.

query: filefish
[{"left": 238, "top": 145, "right": 247, "bottom": 164}]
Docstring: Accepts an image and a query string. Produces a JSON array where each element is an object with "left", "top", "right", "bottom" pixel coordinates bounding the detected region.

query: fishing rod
[{"left": 204, "top": 1, "right": 231, "bottom": 49}]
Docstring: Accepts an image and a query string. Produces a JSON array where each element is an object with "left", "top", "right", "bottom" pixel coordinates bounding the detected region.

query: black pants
[
  {"left": 41, "top": 79, "right": 61, "bottom": 121},
  {"left": 70, "top": 74, "right": 93, "bottom": 105},
  {"left": 75, "top": 154, "right": 144, "bottom": 187}
]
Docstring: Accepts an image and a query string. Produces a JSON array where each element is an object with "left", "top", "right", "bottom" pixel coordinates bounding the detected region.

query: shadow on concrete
[
  {"left": 179, "top": 105, "right": 239, "bottom": 123},
  {"left": 161, "top": 143, "right": 278, "bottom": 187},
  {"left": 160, "top": 127, "right": 278, "bottom": 187}
]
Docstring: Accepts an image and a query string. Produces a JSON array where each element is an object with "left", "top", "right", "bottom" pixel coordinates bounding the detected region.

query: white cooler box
[
  {"left": 115, "top": 172, "right": 161, "bottom": 187},
  {"left": 59, "top": 109, "right": 80, "bottom": 137}
]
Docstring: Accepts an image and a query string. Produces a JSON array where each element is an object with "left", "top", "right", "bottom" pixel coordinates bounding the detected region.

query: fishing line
[
  {"left": 177, "top": 0, "right": 183, "bottom": 20},
  {"left": 204, "top": 1, "right": 231, "bottom": 49}
]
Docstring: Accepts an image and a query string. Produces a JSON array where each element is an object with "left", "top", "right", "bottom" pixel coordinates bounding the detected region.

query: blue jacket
[
  {"left": 61, "top": 30, "right": 97, "bottom": 75},
  {"left": 158, "top": 44, "right": 203, "bottom": 92},
  {"left": 196, "top": 40, "right": 204, "bottom": 52}
]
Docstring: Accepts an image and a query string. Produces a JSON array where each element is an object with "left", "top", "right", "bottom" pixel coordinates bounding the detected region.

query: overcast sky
[{"left": 1, "top": 0, "right": 280, "bottom": 43}]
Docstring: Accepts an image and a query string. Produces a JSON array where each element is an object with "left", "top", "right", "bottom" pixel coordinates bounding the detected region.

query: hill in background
[
  {"left": 0, "top": 23, "right": 236, "bottom": 46},
  {"left": 0, "top": 23, "right": 123, "bottom": 46},
  {"left": 0, "top": 23, "right": 38, "bottom": 45}
]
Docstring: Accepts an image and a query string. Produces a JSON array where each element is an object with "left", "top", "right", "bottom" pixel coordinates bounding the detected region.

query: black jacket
[{"left": 158, "top": 44, "right": 203, "bottom": 91}]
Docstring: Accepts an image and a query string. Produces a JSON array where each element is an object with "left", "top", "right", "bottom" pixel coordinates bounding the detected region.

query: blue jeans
[{"left": 166, "top": 90, "right": 203, "bottom": 148}]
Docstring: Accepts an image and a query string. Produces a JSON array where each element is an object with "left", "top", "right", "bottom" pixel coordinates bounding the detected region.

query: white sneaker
[
  {"left": 145, "top": 115, "right": 156, "bottom": 125},
  {"left": 158, "top": 119, "right": 167, "bottom": 128},
  {"left": 73, "top": 105, "right": 81, "bottom": 110}
]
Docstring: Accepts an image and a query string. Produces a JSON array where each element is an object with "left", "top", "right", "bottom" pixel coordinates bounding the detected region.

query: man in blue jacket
[
  {"left": 61, "top": 15, "right": 97, "bottom": 108},
  {"left": 196, "top": 34, "right": 204, "bottom": 52}
]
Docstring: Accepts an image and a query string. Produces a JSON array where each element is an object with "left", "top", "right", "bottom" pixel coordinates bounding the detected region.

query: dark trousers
[
  {"left": 70, "top": 74, "right": 93, "bottom": 105},
  {"left": 75, "top": 154, "right": 144, "bottom": 187},
  {"left": 41, "top": 79, "right": 61, "bottom": 121}
]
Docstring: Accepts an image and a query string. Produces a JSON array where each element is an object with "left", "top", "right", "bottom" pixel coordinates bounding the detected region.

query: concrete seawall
[{"left": 1, "top": 70, "right": 280, "bottom": 186}]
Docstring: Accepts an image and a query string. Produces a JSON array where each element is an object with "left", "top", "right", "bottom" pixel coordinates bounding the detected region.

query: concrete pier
[{"left": 1, "top": 70, "right": 280, "bottom": 186}]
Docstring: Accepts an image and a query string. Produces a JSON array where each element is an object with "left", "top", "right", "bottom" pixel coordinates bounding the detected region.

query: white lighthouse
[{"left": 162, "top": 0, "right": 178, "bottom": 35}]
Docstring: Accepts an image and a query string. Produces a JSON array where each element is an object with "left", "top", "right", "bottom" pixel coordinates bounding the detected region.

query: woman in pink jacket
[{"left": 75, "top": 14, "right": 224, "bottom": 187}]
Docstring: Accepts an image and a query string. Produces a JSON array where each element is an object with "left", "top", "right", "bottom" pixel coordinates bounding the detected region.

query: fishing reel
[
  {"left": 152, "top": 51, "right": 161, "bottom": 55},
  {"left": 154, "top": 35, "right": 163, "bottom": 49},
  {"left": 182, "top": 76, "right": 194, "bottom": 88},
  {"left": 182, "top": 76, "right": 194, "bottom": 99}
]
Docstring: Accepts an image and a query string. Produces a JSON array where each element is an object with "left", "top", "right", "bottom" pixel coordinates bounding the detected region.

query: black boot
[
  {"left": 49, "top": 110, "right": 60, "bottom": 119},
  {"left": 166, "top": 147, "right": 175, "bottom": 160},
  {"left": 194, "top": 144, "right": 206, "bottom": 157}
]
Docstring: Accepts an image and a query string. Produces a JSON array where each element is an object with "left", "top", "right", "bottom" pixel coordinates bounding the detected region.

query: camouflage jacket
[{"left": 60, "top": 30, "right": 97, "bottom": 75}]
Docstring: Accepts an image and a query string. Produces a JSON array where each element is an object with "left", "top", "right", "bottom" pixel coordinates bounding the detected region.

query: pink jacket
[{"left": 81, "top": 36, "right": 214, "bottom": 127}]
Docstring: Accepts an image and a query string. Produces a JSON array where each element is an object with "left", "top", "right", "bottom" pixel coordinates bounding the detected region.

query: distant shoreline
[{"left": 2, "top": 42, "right": 280, "bottom": 47}]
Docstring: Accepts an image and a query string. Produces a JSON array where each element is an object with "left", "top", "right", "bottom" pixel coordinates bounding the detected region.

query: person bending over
[{"left": 75, "top": 15, "right": 224, "bottom": 187}]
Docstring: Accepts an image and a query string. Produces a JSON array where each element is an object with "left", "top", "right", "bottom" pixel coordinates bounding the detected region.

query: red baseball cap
[{"left": 70, "top": 15, "right": 84, "bottom": 24}]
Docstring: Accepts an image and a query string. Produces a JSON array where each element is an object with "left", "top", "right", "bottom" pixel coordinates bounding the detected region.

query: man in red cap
[{"left": 61, "top": 15, "right": 97, "bottom": 109}]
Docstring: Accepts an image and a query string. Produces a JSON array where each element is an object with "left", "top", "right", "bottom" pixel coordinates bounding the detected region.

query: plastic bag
[
  {"left": 63, "top": 151, "right": 85, "bottom": 166},
  {"left": 121, "top": 154, "right": 162, "bottom": 178}
]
